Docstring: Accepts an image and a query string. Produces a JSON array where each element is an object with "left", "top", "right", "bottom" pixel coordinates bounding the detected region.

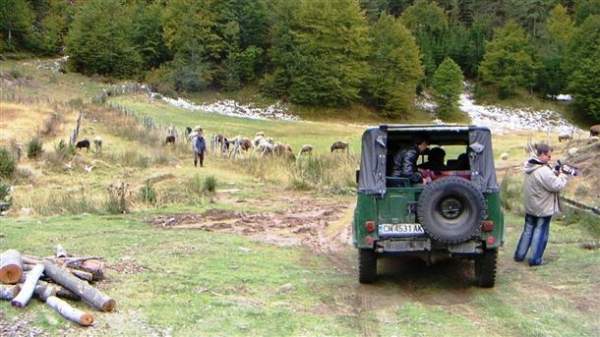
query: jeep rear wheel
[
  {"left": 358, "top": 249, "right": 377, "bottom": 284},
  {"left": 475, "top": 248, "right": 497, "bottom": 288},
  {"left": 417, "top": 176, "right": 486, "bottom": 244}
]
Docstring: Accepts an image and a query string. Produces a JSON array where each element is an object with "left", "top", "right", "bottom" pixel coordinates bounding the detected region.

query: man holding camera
[{"left": 514, "top": 143, "right": 570, "bottom": 266}]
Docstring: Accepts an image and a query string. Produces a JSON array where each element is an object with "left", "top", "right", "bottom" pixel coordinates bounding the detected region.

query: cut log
[
  {"left": 0, "top": 249, "right": 23, "bottom": 284},
  {"left": 43, "top": 261, "right": 115, "bottom": 312},
  {"left": 34, "top": 281, "right": 80, "bottom": 301},
  {"left": 11, "top": 264, "right": 44, "bottom": 308},
  {"left": 69, "top": 259, "right": 105, "bottom": 281},
  {"left": 22, "top": 255, "right": 42, "bottom": 265},
  {"left": 46, "top": 296, "right": 94, "bottom": 326},
  {"left": 55, "top": 245, "right": 68, "bottom": 258},
  {"left": 0, "top": 284, "right": 21, "bottom": 300},
  {"left": 70, "top": 268, "right": 93, "bottom": 282}
]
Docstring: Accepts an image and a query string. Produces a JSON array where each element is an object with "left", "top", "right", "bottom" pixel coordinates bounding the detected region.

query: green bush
[
  {"left": 139, "top": 182, "right": 157, "bottom": 204},
  {"left": 0, "top": 181, "right": 11, "bottom": 201},
  {"left": 26, "top": 137, "right": 44, "bottom": 159},
  {"left": 0, "top": 148, "right": 16, "bottom": 178},
  {"left": 202, "top": 176, "right": 217, "bottom": 194}
]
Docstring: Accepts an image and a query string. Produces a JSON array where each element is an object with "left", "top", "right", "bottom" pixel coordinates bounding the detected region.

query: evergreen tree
[
  {"left": 566, "top": 15, "right": 600, "bottom": 121},
  {"left": 574, "top": 0, "right": 600, "bottom": 24},
  {"left": 266, "top": 0, "right": 370, "bottom": 106},
  {"left": 129, "top": 1, "right": 170, "bottom": 69},
  {"left": 432, "top": 57, "right": 464, "bottom": 120},
  {"left": 401, "top": 0, "right": 448, "bottom": 81},
  {"left": 535, "top": 4, "right": 574, "bottom": 96},
  {"left": 0, "top": 0, "right": 35, "bottom": 51},
  {"left": 66, "top": 0, "right": 141, "bottom": 77},
  {"left": 365, "top": 13, "right": 423, "bottom": 117},
  {"left": 479, "top": 20, "right": 538, "bottom": 98}
]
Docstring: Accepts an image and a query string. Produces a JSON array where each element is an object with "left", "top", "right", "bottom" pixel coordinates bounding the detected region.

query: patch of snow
[
  {"left": 153, "top": 94, "right": 298, "bottom": 121},
  {"left": 459, "top": 92, "right": 579, "bottom": 134}
]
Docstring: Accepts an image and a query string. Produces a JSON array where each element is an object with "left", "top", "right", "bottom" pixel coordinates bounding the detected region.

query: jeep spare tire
[{"left": 417, "top": 176, "right": 486, "bottom": 244}]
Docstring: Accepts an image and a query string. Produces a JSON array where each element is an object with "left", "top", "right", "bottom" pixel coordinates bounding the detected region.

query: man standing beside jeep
[
  {"left": 391, "top": 136, "right": 430, "bottom": 184},
  {"left": 514, "top": 143, "right": 568, "bottom": 266}
]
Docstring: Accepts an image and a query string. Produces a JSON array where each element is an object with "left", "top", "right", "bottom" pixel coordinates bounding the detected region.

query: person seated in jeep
[
  {"left": 391, "top": 136, "right": 430, "bottom": 184},
  {"left": 418, "top": 146, "right": 446, "bottom": 172}
]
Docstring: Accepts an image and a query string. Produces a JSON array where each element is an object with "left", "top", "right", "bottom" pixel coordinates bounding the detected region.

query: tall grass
[{"left": 0, "top": 147, "right": 16, "bottom": 178}]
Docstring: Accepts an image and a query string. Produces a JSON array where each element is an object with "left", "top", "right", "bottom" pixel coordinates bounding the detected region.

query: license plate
[{"left": 378, "top": 223, "right": 425, "bottom": 236}]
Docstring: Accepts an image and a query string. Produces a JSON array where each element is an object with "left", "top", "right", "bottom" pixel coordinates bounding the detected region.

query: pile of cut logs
[{"left": 0, "top": 245, "right": 115, "bottom": 327}]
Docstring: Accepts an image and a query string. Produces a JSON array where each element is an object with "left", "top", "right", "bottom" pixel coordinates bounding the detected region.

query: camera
[{"left": 554, "top": 160, "right": 579, "bottom": 176}]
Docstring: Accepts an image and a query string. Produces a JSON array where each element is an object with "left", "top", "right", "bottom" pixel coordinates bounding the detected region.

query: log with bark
[
  {"left": 43, "top": 261, "right": 115, "bottom": 312},
  {"left": 34, "top": 281, "right": 81, "bottom": 301},
  {"left": 55, "top": 244, "right": 68, "bottom": 258},
  {"left": 67, "top": 259, "right": 105, "bottom": 281},
  {"left": 46, "top": 296, "right": 94, "bottom": 326},
  {"left": 11, "top": 264, "right": 44, "bottom": 308},
  {"left": 0, "top": 284, "right": 21, "bottom": 300},
  {"left": 0, "top": 249, "right": 23, "bottom": 284}
]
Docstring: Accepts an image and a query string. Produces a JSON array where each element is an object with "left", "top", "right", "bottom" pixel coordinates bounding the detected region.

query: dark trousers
[
  {"left": 514, "top": 214, "right": 552, "bottom": 266},
  {"left": 194, "top": 151, "right": 204, "bottom": 167}
]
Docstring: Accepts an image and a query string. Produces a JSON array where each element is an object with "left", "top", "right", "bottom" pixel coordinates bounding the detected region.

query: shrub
[
  {"left": 0, "top": 181, "right": 11, "bottom": 201},
  {"left": 40, "top": 113, "right": 62, "bottom": 136},
  {"left": 139, "top": 182, "right": 157, "bottom": 205},
  {"left": 105, "top": 181, "right": 130, "bottom": 214},
  {"left": 26, "top": 137, "right": 44, "bottom": 159},
  {"left": 9, "top": 68, "right": 23, "bottom": 79},
  {"left": 0, "top": 148, "right": 16, "bottom": 178},
  {"left": 202, "top": 176, "right": 217, "bottom": 194}
]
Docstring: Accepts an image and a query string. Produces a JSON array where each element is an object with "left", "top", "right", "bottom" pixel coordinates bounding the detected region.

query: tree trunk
[
  {"left": 55, "top": 245, "right": 68, "bottom": 258},
  {"left": 34, "top": 281, "right": 80, "bottom": 301},
  {"left": 0, "top": 284, "right": 20, "bottom": 300},
  {"left": 0, "top": 249, "right": 23, "bottom": 284},
  {"left": 46, "top": 296, "right": 94, "bottom": 326},
  {"left": 43, "top": 261, "right": 115, "bottom": 312},
  {"left": 68, "top": 259, "right": 104, "bottom": 281},
  {"left": 11, "top": 264, "right": 44, "bottom": 308}
]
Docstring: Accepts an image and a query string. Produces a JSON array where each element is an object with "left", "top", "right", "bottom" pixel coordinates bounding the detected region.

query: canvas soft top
[{"left": 358, "top": 124, "right": 498, "bottom": 195}]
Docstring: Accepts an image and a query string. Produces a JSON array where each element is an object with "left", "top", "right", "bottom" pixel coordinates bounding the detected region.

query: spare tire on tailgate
[{"left": 417, "top": 176, "right": 486, "bottom": 244}]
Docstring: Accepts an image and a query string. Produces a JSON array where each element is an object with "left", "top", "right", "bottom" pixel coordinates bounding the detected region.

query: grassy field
[{"left": 1, "top": 58, "right": 599, "bottom": 337}]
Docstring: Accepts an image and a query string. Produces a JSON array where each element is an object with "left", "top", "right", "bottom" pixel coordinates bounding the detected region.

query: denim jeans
[{"left": 514, "top": 214, "right": 552, "bottom": 266}]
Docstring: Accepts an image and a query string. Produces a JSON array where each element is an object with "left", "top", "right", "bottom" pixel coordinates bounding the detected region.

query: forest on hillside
[{"left": 1, "top": 0, "right": 599, "bottom": 122}]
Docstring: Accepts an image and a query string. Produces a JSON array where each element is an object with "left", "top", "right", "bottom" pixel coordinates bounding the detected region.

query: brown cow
[
  {"left": 298, "top": 144, "right": 313, "bottom": 157},
  {"left": 591, "top": 124, "right": 600, "bottom": 137},
  {"left": 330, "top": 141, "right": 349, "bottom": 153},
  {"left": 274, "top": 143, "right": 295, "bottom": 160}
]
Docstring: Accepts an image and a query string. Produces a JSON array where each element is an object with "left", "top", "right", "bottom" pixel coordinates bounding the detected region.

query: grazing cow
[
  {"left": 330, "top": 141, "right": 349, "bottom": 153},
  {"left": 298, "top": 144, "right": 313, "bottom": 157},
  {"left": 256, "top": 138, "right": 274, "bottom": 156},
  {"left": 274, "top": 143, "right": 294, "bottom": 160},
  {"left": 75, "top": 139, "right": 90, "bottom": 151},
  {"left": 185, "top": 126, "right": 192, "bottom": 136},
  {"left": 93, "top": 136, "right": 103, "bottom": 153},
  {"left": 558, "top": 133, "right": 572, "bottom": 142},
  {"left": 591, "top": 124, "right": 600, "bottom": 137},
  {"left": 165, "top": 135, "right": 176, "bottom": 145},
  {"left": 229, "top": 136, "right": 253, "bottom": 158}
]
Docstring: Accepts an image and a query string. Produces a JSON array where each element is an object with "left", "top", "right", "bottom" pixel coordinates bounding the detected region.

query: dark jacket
[
  {"left": 391, "top": 146, "right": 422, "bottom": 183},
  {"left": 193, "top": 135, "right": 206, "bottom": 153}
]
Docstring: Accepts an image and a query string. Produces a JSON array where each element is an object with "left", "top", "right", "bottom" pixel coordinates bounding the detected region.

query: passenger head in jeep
[
  {"left": 419, "top": 146, "right": 446, "bottom": 172},
  {"left": 390, "top": 136, "right": 430, "bottom": 184}
]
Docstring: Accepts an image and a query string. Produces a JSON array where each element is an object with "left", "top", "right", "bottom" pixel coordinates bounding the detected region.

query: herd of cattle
[{"left": 166, "top": 127, "right": 351, "bottom": 160}]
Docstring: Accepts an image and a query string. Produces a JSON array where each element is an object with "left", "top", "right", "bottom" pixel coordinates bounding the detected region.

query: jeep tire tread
[
  {"left": 358, "top": 249, "right": 377, "bottom": 284},
  {"left": 475, "top": 248, "right": 497, "bottom": 288},
  {"left": 417, "top": 176, "right": 486, "bottom": 244}
]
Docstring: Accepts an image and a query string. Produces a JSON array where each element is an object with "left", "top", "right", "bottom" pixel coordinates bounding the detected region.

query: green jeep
[{"left": 353, "top": 125, "right": 504, "bottom": 287}]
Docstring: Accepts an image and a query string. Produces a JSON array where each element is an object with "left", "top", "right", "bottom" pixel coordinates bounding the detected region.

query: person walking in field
[
  {"left": 514, "top": 143, "right": 569, "bottom": 266},
  {"left": 191, "top": 127, "right": 206, "bottom": 167}
]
